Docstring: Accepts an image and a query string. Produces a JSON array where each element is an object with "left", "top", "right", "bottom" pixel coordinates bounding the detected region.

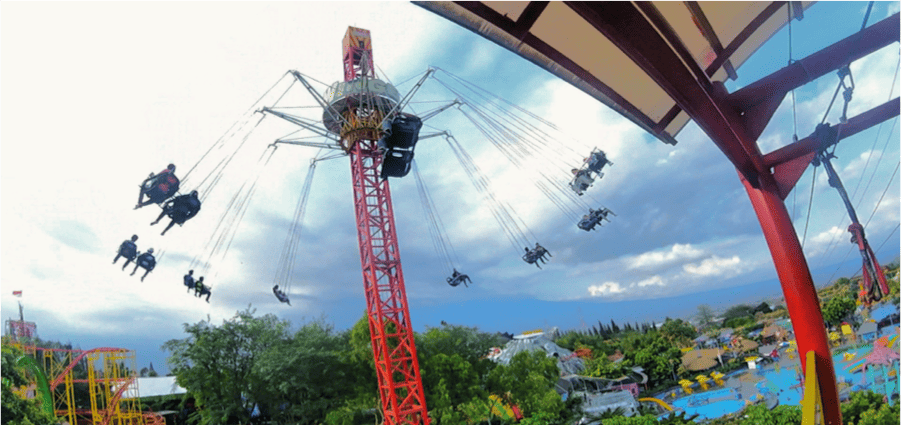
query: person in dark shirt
[
  {"left": 273, "top": 285, "right": 291, "bottom": 305},
  {"left": 130, "top": 248, "right": 156, "bottom": 281},
  {"left": 113, "top": 235, "right": 139, "bottom": 269},
  {"left": 151, "top": 190, "right": 201, "bottom": 235},
  {"left": 183, "top": 270, "right": 196, "bottom": 292},
  {"left": 136, "top": 164, "right": 178, "bottom": 209}
]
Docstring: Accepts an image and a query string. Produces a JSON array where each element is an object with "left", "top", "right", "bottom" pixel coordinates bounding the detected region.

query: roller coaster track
[
  {"left": 99, "top": 376, "right": 134, "bottom": 425},
  {"left": 48, "top": 347, "right": 128, "bottom": 390}
]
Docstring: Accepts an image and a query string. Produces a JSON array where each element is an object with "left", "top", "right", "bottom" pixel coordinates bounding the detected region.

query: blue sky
[{"left": 1, "top": 2, "right": 898, "bottom": 374}]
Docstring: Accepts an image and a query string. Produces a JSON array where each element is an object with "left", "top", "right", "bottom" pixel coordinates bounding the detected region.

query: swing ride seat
[
  {"left": 118, "top": 242, "right": 138, "bottom": 260},
  {"left": 585, "top": 149, "right": 612, "bottom": 174},
  {"left": 273, "top": 289, "right": 290, "bottom": 303},
  {"left": 579, "top": 208, "right": 613, "bottom": 231},
  {"left": 384, "top": 114, "right": 423, "bottom": 149},
  {"left": 522, "top": 251, "right": 539, "bottom": 264},
  {"left": 578, "top": 216, "right": 600, "bottom": 231},
  {"left": 569, "top": 172, "right": 593, "bottom": 195},
  {"left": 381, "top": 148, "right": 414, "bottom": 178},
  {"left": 169, "top": 197, "right": 201, "bottom": 223},
  {"left": 446, "top": 273, "right": 470, "bottom": 287},
  {"left": 140, "top": 173, "right": 180, "bottom": 206},
  {"left": 136, "top": 256, "right": 155, "bottom": 271}
]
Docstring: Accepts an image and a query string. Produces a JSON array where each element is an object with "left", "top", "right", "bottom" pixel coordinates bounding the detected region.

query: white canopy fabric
[{"left": 134, "top": 376, "right": 186, "bottom": 398}]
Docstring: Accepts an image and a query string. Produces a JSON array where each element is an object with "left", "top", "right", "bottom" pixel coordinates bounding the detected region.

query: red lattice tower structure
[{"left": 340, "top": 27, "right": 430, "bottom": 425}]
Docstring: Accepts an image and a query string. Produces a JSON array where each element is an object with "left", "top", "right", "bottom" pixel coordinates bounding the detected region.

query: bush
[{"left": 841, "top": 390, "right": 887, "bottom": 425}]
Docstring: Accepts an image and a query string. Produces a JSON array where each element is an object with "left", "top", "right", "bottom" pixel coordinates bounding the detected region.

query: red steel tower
[{"left": 333, "top": 27, "right": 430, "bottom": 425}]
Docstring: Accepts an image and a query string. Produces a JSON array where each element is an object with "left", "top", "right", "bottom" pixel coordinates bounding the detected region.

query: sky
[{"left": 1, "top": 2, "right": 899, "bottom": 374}]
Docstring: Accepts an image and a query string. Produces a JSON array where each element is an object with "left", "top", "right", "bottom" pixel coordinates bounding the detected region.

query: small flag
[{"left": 12, "top": 291, "right": 22, "bottom": 297}]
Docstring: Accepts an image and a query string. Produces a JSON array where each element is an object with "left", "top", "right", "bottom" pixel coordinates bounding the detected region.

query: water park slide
[
  {"left": 638, "top": 397, "right": 674, "bottom": 411},
  {"left": 15, "top": 355, "right": 55, "bottom": 418},
  {"left": 844, "top": 333, "right": 899, "bottom": 372}
]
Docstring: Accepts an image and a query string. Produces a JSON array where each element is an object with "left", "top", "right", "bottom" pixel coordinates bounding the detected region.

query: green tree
[
  {"left": 600, "top": 415, "right": 667, "bottom": 425},
  {"left": 416, "top": 323, "right": 504, "bottom": 376},
  {"left": 841, "top": 390, "right": 886, "bottom": 425},
  {"left": 253, "top": 319, "right": 352, "bottom": 425},
  {"left": 696, "top": 305, "right": 715, "bottom": 330},
  {"left": 2, "top": 344, "right": 57, "bottom": 425},
  {"left": 322, "top": 394, "right": 381, "bottom": 425},
  {"left": 342, "top": 314, "right": 379, "bottom": 399},
  {"left": 626, "top": 334, "right": 681, "bottom": 387},
  {"left": 414, "top": 323, "right": 503, "bottom": 424},
  {"left": 721, "top": 304, "right": 754, "bottom": 322},
  {"left": 419, "top": 353, "right": 487, "bottom": 424},
  {"left": 856, "top": 402, "right": 900, "bottom": 425},
  {"left": 658, "top": 318, "right": 697, "bottom": 346},
  {"left": 743, "top": 404, "right": 801, "bottom": 425},
  {"left": 886, "top": 273, "right": 900, "bottom": 301},
  {"left": 722, "top": 316, "right": 755, "bottom": 329},
  {"left": 163, "top": 308, "right": 290, "bottom": 424},
  {"left": 753, "top": 302, "right": 773, "bottom": 314},
  {"left": 485, "top": 350, "right": 564, "bottom": 421},
  {"left": 822, "top": 296, "right": 855, "bottom": 326},
  {"left": 583, "top": 355, "right": 630, "bottom": 380}
]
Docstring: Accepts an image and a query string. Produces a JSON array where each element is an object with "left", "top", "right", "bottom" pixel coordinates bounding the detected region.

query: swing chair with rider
[
  {"left": 447, "top": 269, "right": 472, "bottom": 287},
  {"left": 113, "top": 235, "right": 139, "bottom": 269},
  {"left": 273, "top": 285, "right": 291, "bottom": 305},
  {"left": 130, "top": 248, "right": 156, "bottom": 281},
  {"left": 578, "top": 207, "right": 615, "bottom": 231},
  {"left": 136, "top": 164, "right": 180, "bottom": 209}
]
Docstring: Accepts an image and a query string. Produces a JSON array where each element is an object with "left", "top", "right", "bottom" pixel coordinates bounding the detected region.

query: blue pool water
[
  {"left": 661, "top": 344, "right": 899, "bottom": 422},
  {"left": 670, "top": 387, "right": 746, "bottom": 420},
  {"left": 758, "top": 367, "right": 804, "bottom": 405}
]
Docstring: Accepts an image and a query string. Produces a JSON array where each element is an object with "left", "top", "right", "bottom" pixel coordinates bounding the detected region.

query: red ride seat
[{"left": 143, "top": 173, "right": 180, "bottom": 204}]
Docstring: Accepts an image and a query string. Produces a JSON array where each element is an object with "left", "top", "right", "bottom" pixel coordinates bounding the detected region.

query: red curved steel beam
[
  {"left": 99, "top": 377, "right": 135, "bottom": 425},
  {"left": 49, "top": 347, "right": 130, "bottom": 390}
]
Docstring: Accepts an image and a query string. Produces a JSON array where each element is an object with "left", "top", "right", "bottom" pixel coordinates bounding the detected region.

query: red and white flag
[{"left": 12, "top": 291, "right": 22, "bottom": 297}]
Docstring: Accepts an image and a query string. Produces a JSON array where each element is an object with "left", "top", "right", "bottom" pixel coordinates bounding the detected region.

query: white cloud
[
  {"left": 636, "top": 275, "right": 666, "bottom": 287},
  {"left": 588, "top": 282, "right": 626, "bottom": 297},
  {"left": 683, "top": 255, "right": 742, "bottom": 276},
  {"left": 888, "top": 2, "right": 900, "bottom": 17},
  {"left": 806, "top": 225, "right": 848, "bottom": 256},
  {"left": 626, "top": 244, "right": 704, "bottom": 270}
]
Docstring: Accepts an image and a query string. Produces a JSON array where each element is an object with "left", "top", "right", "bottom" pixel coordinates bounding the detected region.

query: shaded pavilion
[{"left": 417, "top": 3, "right": 900, "bottom": 423}]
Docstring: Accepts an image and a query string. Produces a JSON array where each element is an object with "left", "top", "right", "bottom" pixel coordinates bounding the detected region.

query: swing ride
[{"left": 99, "top": 3, "right": 898, "bottom": 425}]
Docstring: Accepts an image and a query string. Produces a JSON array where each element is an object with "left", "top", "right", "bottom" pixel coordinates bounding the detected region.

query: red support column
[
  {"left": 740, "top": 172, "right": 842, "bottom": 424},
  {"left": 340, "top": 26, "right": 430, "bottom": 425},
  {"left": 349, "top": 138, "right": 430, "bottom": 425}
]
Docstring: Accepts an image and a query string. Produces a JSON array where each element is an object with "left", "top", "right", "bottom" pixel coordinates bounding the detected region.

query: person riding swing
[
  {"left": 578, "top": 207, "right": 614, "bottom": 231},
  {"left": 447, "top": 269, "right": 472, "bottom": 287},
  {"left": 272, "top": 285, "right": 291, "bottom": 305},
  {"left": 184, "top": 270, "right": 196, "bottom": 292},
  {"left": 136, "top": 164, "right": 179, "bottom": 209},
  {"left": 523, "top": 247, "right": 541, "bottom": 269},
  {"left": 130, "top": 248, "right": 156, "bottom": 281},
  {"left": 151, "top": 190, "right": 201, "bottom": 235},
  {"left": 194, "top": 277, "right": 212, "bottom": 302},
  {"left": 113, "top": 235, "right": 139, "bottom": 269}
]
